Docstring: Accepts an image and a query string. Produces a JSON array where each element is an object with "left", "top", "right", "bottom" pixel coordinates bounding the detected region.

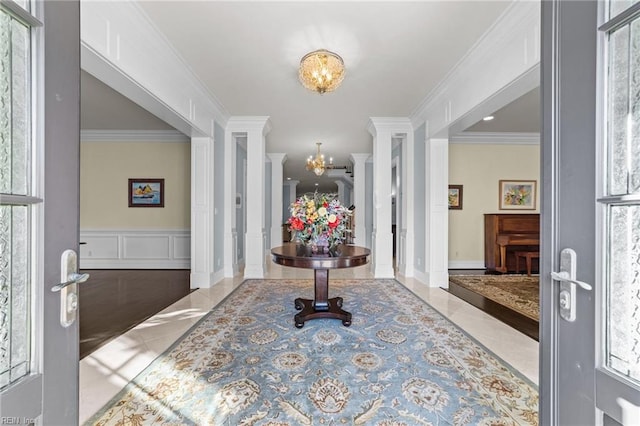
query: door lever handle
[
  {"left": 51, "top": 272, "right": 90, "bottom": 292},
  {"left": 552, "top": 248, "right": 592, "bottom": 322},
  {"left": 550, "top": 271, "right": 592, "bottom": 291}
]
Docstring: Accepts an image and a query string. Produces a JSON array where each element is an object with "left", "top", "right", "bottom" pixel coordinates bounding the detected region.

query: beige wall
[
  {"left": 448, "top": 143, "right": 540, "bottom": 265},
  {"left": 80, "top": 141, "right": 190, "bottom": 229}
]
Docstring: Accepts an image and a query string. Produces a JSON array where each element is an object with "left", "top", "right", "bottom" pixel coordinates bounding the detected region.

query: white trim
[
  {"left": 448, "top": 260, "right": 486, "bottom": 270},
  {"left": 211, "top": 269, "right": 225, "bottom": 286},
  {"left": 413, "top": 269, "right": 429, "bottom": 286},
  {"left": 450, "top": 132, "right": 540, "bottom": 144},
  {"left": 81, "top": 129, "right": 189, "bottom": 143},
  {"left": 79, "top": 229, "right": 190, "bottom": 269}
]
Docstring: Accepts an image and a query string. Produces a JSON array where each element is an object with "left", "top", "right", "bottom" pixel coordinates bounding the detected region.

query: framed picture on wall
[
  {"left": 448, "top": 185, "right": 463, "bottom": 210},
  {"left": 499, "top": 180, "right": 536, "bottom": 210},
  {"left": 128, "top": 178, "right": 164, "bottom": 207}
]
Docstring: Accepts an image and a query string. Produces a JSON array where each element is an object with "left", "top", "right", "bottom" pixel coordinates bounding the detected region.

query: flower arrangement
[{"left": 288, "top": 192, "right": 351, "bottom": 249}]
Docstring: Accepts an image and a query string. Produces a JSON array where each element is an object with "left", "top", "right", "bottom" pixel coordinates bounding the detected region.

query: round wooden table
[{"left": 271, "top": 243, "right": 370, "bottom": 328}]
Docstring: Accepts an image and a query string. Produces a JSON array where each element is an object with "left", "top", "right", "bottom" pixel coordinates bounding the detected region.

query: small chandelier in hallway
[
  {"left": 306, "top": 142, "right": 332, "bottom": 176},
  {"left": 299, "top": 49, "right": 345, "bottom": 94}
]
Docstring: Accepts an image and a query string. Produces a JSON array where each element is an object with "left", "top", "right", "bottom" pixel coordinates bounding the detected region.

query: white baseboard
[
  {"left": 448, "top": 260, "right": 485, "bottom": 270},
  {"left": 413, "top": 269, "right": 429, "bottom": 286},
  {"left": 212, "top": 269, "right": 225, "bottom": 286},
  {"left": 409, "top": 268, "right": 448, "bottom": 288},
  {"left": 80, "top": 229, "right": 190, "bottom": 269}
]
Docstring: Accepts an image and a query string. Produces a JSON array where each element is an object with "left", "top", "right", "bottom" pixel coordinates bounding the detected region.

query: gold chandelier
[
  {"left": 306, "top": 142, "right": 333, "bottom": 176},
  {"left": 299, "top": 49, "right": 345, "bottom": 94}
]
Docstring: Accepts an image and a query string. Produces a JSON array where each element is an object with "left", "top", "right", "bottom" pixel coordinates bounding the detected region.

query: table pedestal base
[{"left": 294, "top": 297, "right": 352, "bottom": 328}]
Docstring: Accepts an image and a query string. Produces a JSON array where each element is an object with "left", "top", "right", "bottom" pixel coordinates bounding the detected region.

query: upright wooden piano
[{"left": 484, "top": 213, "right": 540, "bottom": 273}]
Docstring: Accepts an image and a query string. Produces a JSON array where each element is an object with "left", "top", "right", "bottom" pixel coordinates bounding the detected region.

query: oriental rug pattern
[
  {"left": 87, "top": 279, "right": 538, "bottom": 425},
  {"left": 448, "top": 275, "right": 539, "bottom": 321}
]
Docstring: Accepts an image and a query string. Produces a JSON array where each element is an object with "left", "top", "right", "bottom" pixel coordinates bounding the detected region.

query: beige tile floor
[{"left": 79, "top": 263, "right": 539, "bottom": 424}]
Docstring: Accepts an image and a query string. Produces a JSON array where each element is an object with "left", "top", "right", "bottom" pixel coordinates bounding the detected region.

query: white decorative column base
[
  {"left": 373, "top": 231, "right": 395, "bottom": 278},
  {"left": 244, "top": 231, "right": 266, "bottom": 278},
  {"left": 223, "top": 231, "right": 238, "bottom": 277},
  {"left": 191, "top": 272, "right": 216, "bottom": 288}
]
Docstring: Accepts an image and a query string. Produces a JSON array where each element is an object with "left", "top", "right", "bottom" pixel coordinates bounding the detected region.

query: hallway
[{"left": 79, "top": 264, "right": 539, "bottom": 423}]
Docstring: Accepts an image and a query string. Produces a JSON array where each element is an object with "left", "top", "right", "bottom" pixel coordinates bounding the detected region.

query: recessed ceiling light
[
  {"left": 315, "top": 183, "right": 319, "bottom": 186},
  {"left": 286, "top": 177, "right": 291, "bottom": 180},
  {"left": 483, "top": 115, "right": 495, "bottom": 121}
]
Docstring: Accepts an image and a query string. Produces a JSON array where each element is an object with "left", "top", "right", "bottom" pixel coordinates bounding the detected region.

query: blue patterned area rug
[{"left": 86, "top": 279, "right": 538, "bottom": 425}]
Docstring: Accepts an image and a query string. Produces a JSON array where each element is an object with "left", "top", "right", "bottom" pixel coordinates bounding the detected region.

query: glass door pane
[
  {"left": 0, "top": 205, "right": 30, "bottom": 388},
  {"left": 607, "top": 205, "right": 640, "bottom": 383},
  {"left": 0, "top": 7, "right": 33, "bottom": 390},
  {"left": 603, "top": 6, "right": 640, "bottom": 388}
]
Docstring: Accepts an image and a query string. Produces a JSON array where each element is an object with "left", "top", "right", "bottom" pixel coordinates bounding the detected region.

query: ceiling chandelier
[
  {"left": 306, "top": 142, "right": 352, "bottom": 177},
  {"left": 306, "top": 142, "right": 330, "bottom": 176},
  {"left": 299, "top": 49, "right": 345, "bottom": 94}
]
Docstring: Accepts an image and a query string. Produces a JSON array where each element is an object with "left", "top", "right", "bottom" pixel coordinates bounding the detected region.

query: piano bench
[{"left": 515, "top": 251, "right": 540, "bottom": 276}]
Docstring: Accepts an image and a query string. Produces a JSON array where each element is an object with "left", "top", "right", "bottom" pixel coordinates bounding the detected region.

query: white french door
[
  {"left": 595, "top": 1, "right": 640, "bottom": 423},
  {"left": 0, "top": 0, "right": 81, "bottom": 424},
  {"left": 542, "top": 0, "right": 640, "bottom": 424}
]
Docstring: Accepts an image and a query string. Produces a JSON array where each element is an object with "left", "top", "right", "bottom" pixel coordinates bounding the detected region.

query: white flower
[
  {"left": 317, "top": 207, "right": 327, "bottom": 216},
  {"left": 328, "top": 214, "right": 337, "bottom": 223}
]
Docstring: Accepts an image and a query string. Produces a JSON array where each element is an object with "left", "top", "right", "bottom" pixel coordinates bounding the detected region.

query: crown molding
[
  {"left": 449, "top": 132, "right": 540, "bottom": 144},
  {"left": 367, "top": 117, "right": 413, "bottom": 136},
  {"left": 226, "top": 116, "right": 272, "bottom": 135},
  {"left": 410, "top": 0, "right": 540, "bottom": 136},
  {"left": 81, "top": 129, "right": 189, "bottom": 142},
  {"left": 267, "top": 153, "right": 288, "bottom": 164},
  {"left": 81, "top": 0, "right": 229, "bottom": 138}
]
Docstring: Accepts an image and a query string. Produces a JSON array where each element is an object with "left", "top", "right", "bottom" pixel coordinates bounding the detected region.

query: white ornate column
[
  {"left": 244, "top": 118, "right": 272, "bottom": 278},
  {"left": 191, "top": 137, "right": 215, "bottom": 288},
  {"left": 349, "top": 153, "right": 369, "bottom": 247},
  {"left": 268, "top": 153, "right": 287, "bottom": 248},
  {"left": 334, "top": 180, "right": 345, "bottom": 203},
  {"left": 367, "top": 118, "right": 395, "bottom": 278},
  {"left": 224, "top": 117, "right": 271, "bottom": 279},
  {"left": 425, "top": 137, "right": 449, "bottom": 287}
]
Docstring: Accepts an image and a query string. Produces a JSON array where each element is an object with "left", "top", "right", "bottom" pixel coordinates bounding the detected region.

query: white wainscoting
[{"left": 80, "top": 229, "right": 190, "bottom": 269}]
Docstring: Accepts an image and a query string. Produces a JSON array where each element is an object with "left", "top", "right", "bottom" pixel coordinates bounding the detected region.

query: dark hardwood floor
[
  {"left": 79, "top": 269, "right": 191, "bottom": 359},
  {"left": 446, "top": 269, "right": 539, "bottom": 341}
]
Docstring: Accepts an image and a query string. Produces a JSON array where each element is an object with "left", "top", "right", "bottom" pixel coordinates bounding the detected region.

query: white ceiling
[{"left": 81, "top": 1, "right": 539, "bottom": 193}]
